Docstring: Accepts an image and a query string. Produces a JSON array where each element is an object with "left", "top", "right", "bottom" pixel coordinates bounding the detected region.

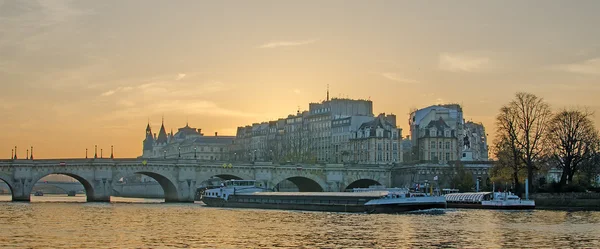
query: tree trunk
[
  {"left": 559, "top": 168, "right": 569, "bottom": 186},
  {"left": 527, "top": 162, "right": 534, "bottom": 192},
  {"left": 513, "top": 170, "right": 521, "bottom": 195}
]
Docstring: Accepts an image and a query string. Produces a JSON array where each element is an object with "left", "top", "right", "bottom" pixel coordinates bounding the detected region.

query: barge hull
[
  {"left": 366, "top": 203, "right": 447, "bottom": 214},
  {"left": 447, "top": 203, "right": 535, "bottom": 210}
]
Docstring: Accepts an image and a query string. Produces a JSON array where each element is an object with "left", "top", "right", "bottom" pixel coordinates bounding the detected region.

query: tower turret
[{"left": 143, "top": 122, "right": 154, "bottom": 152}]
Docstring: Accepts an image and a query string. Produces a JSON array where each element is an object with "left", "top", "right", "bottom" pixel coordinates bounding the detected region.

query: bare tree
[
  {"left": 493, "top": 105, "right": 527, "bottom": 193},
  {"left": 496, "top": 92, "right": 552, "bottom": 190},
  {"left": 547, "top": 109, "right": 599, "bottom": 186}
]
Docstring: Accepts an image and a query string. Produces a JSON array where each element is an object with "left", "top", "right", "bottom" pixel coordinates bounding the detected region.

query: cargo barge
[{"left": 201, "top": 180, "right": 446, "bottom": 213}]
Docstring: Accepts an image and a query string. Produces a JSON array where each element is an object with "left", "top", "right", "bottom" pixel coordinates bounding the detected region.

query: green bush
[{"left": 538, "top": 182, "right": 588, "bottom": 193}]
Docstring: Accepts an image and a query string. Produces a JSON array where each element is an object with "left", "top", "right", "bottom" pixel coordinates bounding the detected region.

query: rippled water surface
[{"left": 1, "top": 195, "right": 599, "bottom": 248}]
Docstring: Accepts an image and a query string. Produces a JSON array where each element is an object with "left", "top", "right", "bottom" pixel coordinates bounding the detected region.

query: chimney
[{"left": 215, "top": 132, "right": 218, "bottom": 136}]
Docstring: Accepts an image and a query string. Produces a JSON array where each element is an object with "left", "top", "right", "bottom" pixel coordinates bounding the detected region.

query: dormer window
[{"left": 430, "top": 129, "right": 436, "bottom": 137}]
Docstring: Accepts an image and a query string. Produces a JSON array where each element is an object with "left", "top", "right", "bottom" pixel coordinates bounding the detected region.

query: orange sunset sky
[{"left": 1, "top": 0, "right": 599, "bottom": 159}]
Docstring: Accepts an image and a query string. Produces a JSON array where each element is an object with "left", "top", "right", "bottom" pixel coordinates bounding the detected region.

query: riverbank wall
[{"left": 532, "top": 192, "right": 600, "bottom": 211}]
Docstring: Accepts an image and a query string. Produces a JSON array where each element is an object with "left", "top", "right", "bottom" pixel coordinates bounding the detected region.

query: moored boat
[{"left": 445, "top": 192, "right": 535, "bottom": 209}]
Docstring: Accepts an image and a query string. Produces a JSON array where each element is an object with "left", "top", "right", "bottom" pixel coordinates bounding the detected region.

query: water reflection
[{"left": 0, "top": 198, "right": 598, "bottom": 248}]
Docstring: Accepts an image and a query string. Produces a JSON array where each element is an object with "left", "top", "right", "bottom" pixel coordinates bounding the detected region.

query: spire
[{"left": 157, "top": 116, "right": 169, "bottom": 144}]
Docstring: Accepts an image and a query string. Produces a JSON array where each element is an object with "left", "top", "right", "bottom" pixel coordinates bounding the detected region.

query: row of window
[
  {"left": 430, "top": 152, "right": 453, "bottom": 161},
  {"left": 430, "top": 141, "right": 453, "bottom": 150}
]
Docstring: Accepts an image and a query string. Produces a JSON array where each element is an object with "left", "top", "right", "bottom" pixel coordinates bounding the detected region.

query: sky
[{"left": 1, "top": 0, "right": 599, "bottom": 159}]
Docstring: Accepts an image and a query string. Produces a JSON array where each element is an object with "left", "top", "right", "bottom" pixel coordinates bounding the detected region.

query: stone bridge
[{"left": 0, "top": 158, "right": 392, "bottom": 202}]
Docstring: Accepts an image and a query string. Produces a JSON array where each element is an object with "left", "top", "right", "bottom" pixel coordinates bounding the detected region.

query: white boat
[
  {"left": 481, "top": 192, "right": 535, "bottom": 209},
  {"left": 445, "top": 192, "right": 535, "bottom": 209},
  {"left": 363, "top": 188, "right": 447, "bottom": 213}
]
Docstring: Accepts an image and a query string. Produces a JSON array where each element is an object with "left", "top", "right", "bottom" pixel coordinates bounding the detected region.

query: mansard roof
[
  {"left": 425, "top": 117, "right": 450, "bottom": 130},
  {"left": 358, "top": 115, "right": 395, "bottom": 131}
]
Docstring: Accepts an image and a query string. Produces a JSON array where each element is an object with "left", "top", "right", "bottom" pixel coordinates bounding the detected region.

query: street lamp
[
  {"left": 86, "top": 148, "right": 88, "bottom": 159},
  {"left": 194, "top": 147, "right": 197, "bottom": 159},
  {"left": 178, "top": 147, "right": 181, "bottom": 158},
  {"left": 164, "top": 150, "right": 167, "bottom": 159}
]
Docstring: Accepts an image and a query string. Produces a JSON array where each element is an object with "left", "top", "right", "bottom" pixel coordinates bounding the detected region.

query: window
[
  {"left": 462, "top": 153, "right": 466, "bottom": 158},
  {"left": 445, "top": 142, "right": 450, "bottom": 149},
  {"left": 430, "top": 141, "right": 435, "bottom": 149},
  {"left": 439, "top": 142, "right": 442, "bottom": 149},
  {"left": 430, "top": 152, "right": 436, "bottom": 160},
  {"left": 393, "top": 143, "right": 398, "bottom": 150},
  {"left": 446, "top": 152, "right": 450, "bottom": 161}
]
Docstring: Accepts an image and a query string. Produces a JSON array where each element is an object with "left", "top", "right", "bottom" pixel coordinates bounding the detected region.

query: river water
[{"left": 0, "top": 195, "right": 599, "bottom": 248}]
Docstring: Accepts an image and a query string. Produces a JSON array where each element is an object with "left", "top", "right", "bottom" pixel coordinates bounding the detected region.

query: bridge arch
[
  {"left": 344, "top": 179, "right": 383, "bottom": 191},
  {"left": 30, "top": 173, "right": 95, "bottom": 201},
  {"left": 271, "top": 176, "right": 326, "bottom": 192},
  {"left": 0, "top": 174, "right": 14, "bottom": 200},
  {"left": 112, "top": 171, "right": 180, "bottom": 202},
  {"left": 211, "top": 174, "right": 244, "bottom": 180}
]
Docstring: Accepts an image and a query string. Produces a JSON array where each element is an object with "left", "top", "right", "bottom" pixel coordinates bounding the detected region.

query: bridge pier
[{"left": 12, "top": 195, "right": 30, "bottom": 202}]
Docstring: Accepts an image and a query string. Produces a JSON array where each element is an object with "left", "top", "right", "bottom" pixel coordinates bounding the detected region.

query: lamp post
[
  {"left": 14, "top": 146, "right": 17, "bottom": 160},
  {"left": 86, "top": 148, "right": 88, "bottom": 159},
  {"left": 194, "top": 147, "right": 197, "bottom": 159},
  {"left": 100, "top": 149, "right": 103, "bottom": 159},
  {"left": 178, "top": 147, "right": 181, "bottom": 158},
  {"left": 11, "top": 149, "right": 13, "bottom": 160},
  {"left": 111, "top": 145, "right": 114, "bottom": 159},
  {"left": 94, "top": 145, "right": 98, "bottom": 159},
  {"left": 26, "top": 149, "right": 29, "bottom": 160},
  {"left": 164, "top": 150, "right": 167, "bottom": 159},
  {"left": 30, "top": 146, "right": 33, "bottom": 160}
]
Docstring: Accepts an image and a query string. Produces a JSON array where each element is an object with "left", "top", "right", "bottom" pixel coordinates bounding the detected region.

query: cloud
[
  {"left": 553, "top": 58, "right": 600, "bottom": 75},
  {"left": 259, "top": 39, "right": 318, "bottom": 48},
  {"left": 377, "top": 72, "right": 419, "bottom": 84},
  {"left": 438, "top": 53, "right": 490, "bottom": 72},
  {"left": 175, "top": 73, "right": 186, "bottom": 80},
  {"left": 104, "top": 100, "right": 257, "bottom": 121},
  {"left": 101, "top": 90, "right": 116, "bottom": 96},
  {"left": 100, "top": 86, "right": 134, "bottom": 97}
]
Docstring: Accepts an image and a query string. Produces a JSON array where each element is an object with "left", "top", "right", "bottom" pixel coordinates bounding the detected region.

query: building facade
[
  {"left": 350, "top": 114, "right": 402, "bottom": 164},
  {"left": 462, "top": 121, "right": 489, "bottom": 161},
  {"left": 141, "top": 121, "right": 234, "bottom": 161},
  {"left": 409, "top": 104, "right": 464, "bottom": 163},
  {"left": 234, "top": 96, "right": 379, "bottom": 163}
]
